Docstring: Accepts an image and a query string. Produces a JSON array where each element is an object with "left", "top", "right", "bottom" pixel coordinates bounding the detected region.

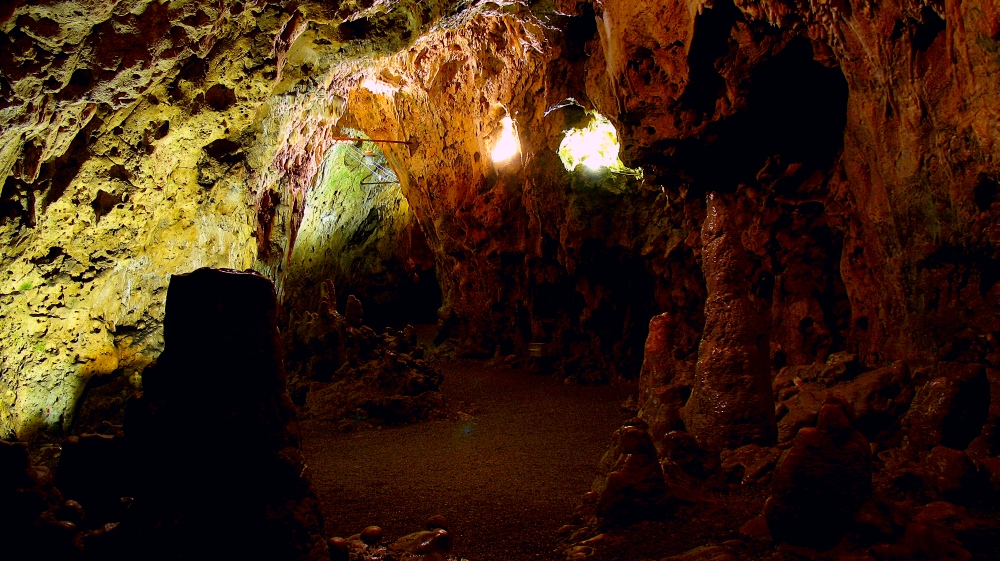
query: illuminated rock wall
[{"left": 1, "top": 0, "right": 999, "bottom": 440}]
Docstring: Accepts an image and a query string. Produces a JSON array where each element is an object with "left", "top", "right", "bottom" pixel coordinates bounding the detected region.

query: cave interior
[{"left": 3, "top": 0, "right": 1000, "bottom": 560}]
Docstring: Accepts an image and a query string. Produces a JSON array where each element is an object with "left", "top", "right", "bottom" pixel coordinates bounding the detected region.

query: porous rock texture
[
  {"left": 682, "top": 192, "right": 776, "bottom": 452},
  {"left": 1, "top": 0, "right": 1000, "bottom": 555},
  {"left": 1, "top": 268, "right": 329, "bottom": 560}
]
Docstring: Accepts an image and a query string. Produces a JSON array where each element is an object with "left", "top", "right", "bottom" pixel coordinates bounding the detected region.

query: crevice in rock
[
  {"left": 679, "top": 0, "right": 742, "bottom": 115},
  {"left": 911, "top": 5, "right": 946, "bottom": 52}
]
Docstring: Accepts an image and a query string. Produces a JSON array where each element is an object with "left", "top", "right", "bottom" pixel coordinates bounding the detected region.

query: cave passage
[
  {"left": 5, "top": 1, "right": 1000, "bottom": 560},
  {"left": 284, "top": 133, "right": 441, "bottom": 330},
  {"left": 301, "top": 353, "right": 634, "bottom": 561}
]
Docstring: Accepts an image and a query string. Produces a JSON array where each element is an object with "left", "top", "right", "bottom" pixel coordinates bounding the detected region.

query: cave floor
[{"left": 300, "top": 356, "right": 636, "bottom": 561}]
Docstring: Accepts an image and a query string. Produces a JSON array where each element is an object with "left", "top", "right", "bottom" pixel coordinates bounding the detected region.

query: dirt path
[{"left": 300, "top": 358, "right": 635, "bottom": 561}]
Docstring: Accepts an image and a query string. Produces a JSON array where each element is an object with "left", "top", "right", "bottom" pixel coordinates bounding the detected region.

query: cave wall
[
  {"left": 0, "top": 0, "right": 525, "bottom": 438},
  {"left": 1, "top": 0, "right": 998, "bottom": 438},
  {"left": 0, "top": 1, "right": 269, "bottom": 438},
  {"left": 584, "top": 0, "right": 1000, "bottom": 367},
  {"left": 342, "top": 4, "right": 680, "bottom": 377}
]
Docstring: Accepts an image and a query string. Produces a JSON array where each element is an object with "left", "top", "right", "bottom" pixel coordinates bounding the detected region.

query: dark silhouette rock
[
  {"left": 123, "top": 267, "right": 328, "bottom": 561},
  {"left": 659, "top": 430, "right": 719, "bottom": 480},
  {"left": 54, "top": 433, "right": 130, "bottom": 524},
  {"left": 764, "top": 397, "right": 872, "bottom": 549}
]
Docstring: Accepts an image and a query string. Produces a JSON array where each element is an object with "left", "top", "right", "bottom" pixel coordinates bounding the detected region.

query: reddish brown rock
[
  {"left": 920, "top": 447, "right": 981, "bottom": 503},
  {"left": 902, "top": 364, "right": 990, "bottom": 451},
  {"left": 360, "top": 525, "right": 383, "bottom": 546},
  {"left": 345, "top": 295, "right": 365, "bottom": 328},
  {"left": 773, "top": 360, "right": 914, "bottom": 445},
  {"left": 662, "top": 545, "right": 737, "bottom": 561},
  {"left": 593, "top": 422, "right": 671, "bottom": 526},
  {"left": 980, "top": 456, "right": 1000, "bottom": 494},
  {"left": 638, "top": 313, "right": 690, "bottom": 407},
  {"left": 389, "top": 528, "right": 451, "bottom": 555},
  {"left": 659, "top": 430, "right": 720, "bottom": 481},
  {"left": 720, "top": 444, "right": 782, "bottom": 485},
  {"left": 683, "top": 193, "right": 776, "bottom": 452},
  {"left": 638, "top": 313, "right": 695, "bottom": 449},
  {"left": 764, "top": 398, "right": 872, "bottom": 549},
  {"left": 773, "top": 380, "right": 828, "bottom": 445}
]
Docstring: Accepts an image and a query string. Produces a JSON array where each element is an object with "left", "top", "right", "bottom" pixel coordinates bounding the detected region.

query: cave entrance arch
[{"left": 282, "top": 128, "right": 441, "bottom": 331}]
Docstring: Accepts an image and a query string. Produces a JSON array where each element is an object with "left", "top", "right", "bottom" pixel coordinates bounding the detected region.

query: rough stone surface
[
  {"left": 0, "top": 0, "right": 997, "bottom": 447},
  {"left": 591, "top": 420, "right": 672, "bottom": 527},
  {"left": 764, "top": 398, "right": 872, "bottom": 549},
  {"left": 683, "top": 193, "right": 776, "bottom": 452},
  {"left": 2, "top": 0, "right": 1000, "bottom": 557},
  {"left": 281, "top": 141, "right": 439, "bottom": 330},
  {"left": 902, "top": 364, "right": 990, "bottom": 451}
]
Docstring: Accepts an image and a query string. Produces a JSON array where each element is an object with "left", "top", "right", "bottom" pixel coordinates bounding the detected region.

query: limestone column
[{"left": 683, "top": 193, "right": 776, "bottom": 451}]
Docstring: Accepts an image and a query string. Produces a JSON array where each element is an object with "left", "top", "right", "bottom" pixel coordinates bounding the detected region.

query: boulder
[
  {"left": 593, "top": 421, "right": 671, "bottom": 526},
  {"left": 764, "top": 397, "right": 872, "bottom": 549},
  {"left": 902, "top": 363, "right": 990, "bottom": 451}
]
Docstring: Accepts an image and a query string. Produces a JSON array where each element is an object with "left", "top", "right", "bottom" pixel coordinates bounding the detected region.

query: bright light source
[
  {"left": 558, "top": 113, "right": 624, "bottom": 171},
  {"left": 491, "top": 116, "right": 520, "bottom": 163},
  {"left": 361, "top": 77, "right": 397, "bottom": 96}
]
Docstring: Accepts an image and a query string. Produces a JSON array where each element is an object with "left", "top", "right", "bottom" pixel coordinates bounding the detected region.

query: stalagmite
[{"left": 683, "top": 193, "right": 776, "bottom": 451}]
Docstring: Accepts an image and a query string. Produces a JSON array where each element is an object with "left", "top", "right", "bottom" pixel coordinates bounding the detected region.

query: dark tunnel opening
[{"left": 672, "top": 34, "right": 850, "bottom": 195}]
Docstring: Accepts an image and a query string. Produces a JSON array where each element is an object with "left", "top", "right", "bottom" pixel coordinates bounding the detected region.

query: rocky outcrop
[
  {"left": 329, "top": 517, "right": 459, "bottom": 561},
  {"left": 764, "top": 397, "right": 872, "bottom": 549},
  {"left": 122, "top": 268, "right": 327, "bottom": 560},
  {"left": 683, "top": 193, "right": 776, "bottom": 452},
  {"left": 592, "top": 421, "right": 672, "bottom": 526}
]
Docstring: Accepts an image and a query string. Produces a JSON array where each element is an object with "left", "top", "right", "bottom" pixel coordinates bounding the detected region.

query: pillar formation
[{"left": 683, "top": 193, "right": 776, "bottom": 451}]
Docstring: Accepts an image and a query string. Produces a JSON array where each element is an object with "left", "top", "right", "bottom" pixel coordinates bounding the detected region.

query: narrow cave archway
[{"left": 281, "top": 130, "right": 441, "bottom": 331}]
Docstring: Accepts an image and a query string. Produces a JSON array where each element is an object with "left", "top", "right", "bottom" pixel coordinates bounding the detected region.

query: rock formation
[
  {"left": 2, "top": 0, "right": 1000, "bottom": 558},
  {"left": 283, "top": 279, "right": 445, "bottom": 429},
  {"left": 122, "top": 267, "right": 328, "bottom": 560},
  {"left": 764, "top": 397, "right": 873, "bottom": 549},
  {"left": 682, "top": 193, "right": 776, "bottom": 452}
]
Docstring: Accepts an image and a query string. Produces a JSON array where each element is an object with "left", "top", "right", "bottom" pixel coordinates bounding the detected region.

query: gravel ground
[{"left": 300, "top": 357, "right": 635, "bottom": 561}]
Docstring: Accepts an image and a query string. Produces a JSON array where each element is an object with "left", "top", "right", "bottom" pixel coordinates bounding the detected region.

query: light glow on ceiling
[
  {"left": 361, "top": 77, "right": 398, "bottom": 96},
  {"left": 491, "top": 116, "right": 520, "bottom": 163}
]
